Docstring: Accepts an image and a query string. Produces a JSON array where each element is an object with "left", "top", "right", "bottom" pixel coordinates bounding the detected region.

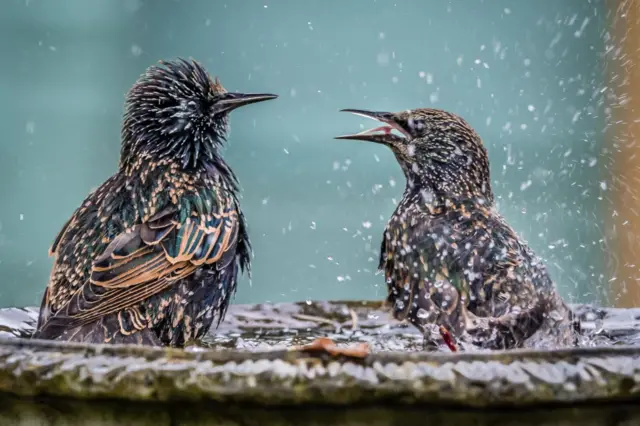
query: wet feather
[{"left": 32, "top": 58, "right": 273, "bottom": 347}]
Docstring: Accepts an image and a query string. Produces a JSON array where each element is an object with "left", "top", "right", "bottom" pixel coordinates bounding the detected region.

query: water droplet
[
  {"left": 417, "top": 308, "right": 430, "bottom": 319},
  {"left": 548, "top": 310, "right": 564, "bottom": 321},
  {"left": 593, "top": 319, "right": 604, "bottom": 335},
  {"left": 131, "top": 44, "right": 142, "bottom": 56}
]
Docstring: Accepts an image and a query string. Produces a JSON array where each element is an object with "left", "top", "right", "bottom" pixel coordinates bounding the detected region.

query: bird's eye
[{"left": 407, "top": 118, "right": 425, "bottom": 132}]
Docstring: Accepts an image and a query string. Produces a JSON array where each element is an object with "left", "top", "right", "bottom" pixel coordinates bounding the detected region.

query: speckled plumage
[
  {"left": 32, "top": 59, "right": 277, "bottom": 346},
  {"left": 337, "top": 108, "right": 574, "bottom": 350}
]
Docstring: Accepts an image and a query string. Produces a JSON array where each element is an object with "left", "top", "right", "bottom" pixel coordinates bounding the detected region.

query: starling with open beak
[
  {"left": 336, "top": 108, "right": 574, "bottom": 350},
  {"left": 31, "top": 58, "right": 277, "bottom": 346}
]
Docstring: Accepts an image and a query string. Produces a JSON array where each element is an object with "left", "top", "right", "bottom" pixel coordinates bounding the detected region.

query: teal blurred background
[{"left": 0, "top": 0, "right": 610, "bottom": 308}]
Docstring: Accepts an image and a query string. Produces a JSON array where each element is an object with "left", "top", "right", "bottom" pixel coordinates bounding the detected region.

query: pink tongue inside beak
[{"left": 357, "top": 125, "right": 394, "bottom": 136}]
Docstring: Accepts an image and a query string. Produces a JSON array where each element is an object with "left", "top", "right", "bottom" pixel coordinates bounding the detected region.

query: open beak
[
  {"left": 335, "top": 109, "right": 410, "bottom": 145},
  {"left": 215, "top": 92, "right": 278, "bottom": 114}
]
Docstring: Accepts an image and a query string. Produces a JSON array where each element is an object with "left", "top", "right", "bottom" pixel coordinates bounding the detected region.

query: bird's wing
[
  {"left": 380, "top": 202, "right": 501, "bottom": 334},
  {"left": 35, "top": 214, "right": 76, "bottom": 331},
  {"left": 381, "top": 225, "right": 470, "bottom": 334},
  {"left": 36, "top": 196, "right": 241, "bottom": 338},
  {"left": 381, "top": 200, "right": 544, "bottom": 340}
]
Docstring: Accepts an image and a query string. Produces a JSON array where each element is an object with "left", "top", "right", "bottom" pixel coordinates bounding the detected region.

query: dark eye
[{"left": 407, "top": 118, "right": 425, "bottom": 132}]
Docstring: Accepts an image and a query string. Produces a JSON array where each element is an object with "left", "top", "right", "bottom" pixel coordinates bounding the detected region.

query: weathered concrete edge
[{"left": 0, "top": 337, "right": 639, "bottom": 407}]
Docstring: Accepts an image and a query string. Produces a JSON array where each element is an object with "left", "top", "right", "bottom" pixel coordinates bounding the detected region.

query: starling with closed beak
[{"left": 32, "top": 58, "right": 277, "bottom": 346}]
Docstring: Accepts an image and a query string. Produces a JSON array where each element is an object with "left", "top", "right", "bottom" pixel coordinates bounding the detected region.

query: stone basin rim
[
  {"left": 3, "top": 335, "right": 640, "bottom": 364},
  {"left": 2, "top": 297, "right": 639, "bottom": 362},
  {"left": 1, "top": 300, "right": 640, "bottom": 408}
]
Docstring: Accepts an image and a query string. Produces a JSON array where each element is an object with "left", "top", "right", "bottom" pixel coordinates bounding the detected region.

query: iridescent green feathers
[
  {"left": 32, "top": 58, "right": 274, "bottom": 345},
  {"left": 34, "top": 164, "right": 248, "bottom": 342}
]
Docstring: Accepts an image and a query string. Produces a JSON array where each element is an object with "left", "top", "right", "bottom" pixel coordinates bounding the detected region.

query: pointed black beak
[
  {"left": 339, "top": 109, "right": 395, "bottom": 122},
  {"left": 335, "top": 109, "right": 409, "bottom": 145},
  {"left": 215, "top": 92, "right": 278, "bottom": 114}
]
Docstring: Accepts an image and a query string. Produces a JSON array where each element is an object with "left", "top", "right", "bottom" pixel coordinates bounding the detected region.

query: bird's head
[
  {"left": 120, "top": 58, "right": 277, "bottom": 170},
  {"left": 336, "top": 108, "right": 493, "bottom": 203}
]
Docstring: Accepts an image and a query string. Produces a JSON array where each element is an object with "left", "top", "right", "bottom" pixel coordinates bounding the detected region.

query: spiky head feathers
[{"left": 119, "top": 58, "right": 230, "bottom": 170}]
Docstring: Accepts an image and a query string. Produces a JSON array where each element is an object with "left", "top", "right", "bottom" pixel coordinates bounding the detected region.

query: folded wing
[{"left": 35, "top": 197, "right": 240, "bottom": 340}]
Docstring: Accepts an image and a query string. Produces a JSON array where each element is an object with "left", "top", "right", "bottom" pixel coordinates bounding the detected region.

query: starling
[
  {"left": 336, "top": 108, "right": 575, "bottom": 350},
  {"left": 31, "top": 58, "right": 277, "bottom": 347}
]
